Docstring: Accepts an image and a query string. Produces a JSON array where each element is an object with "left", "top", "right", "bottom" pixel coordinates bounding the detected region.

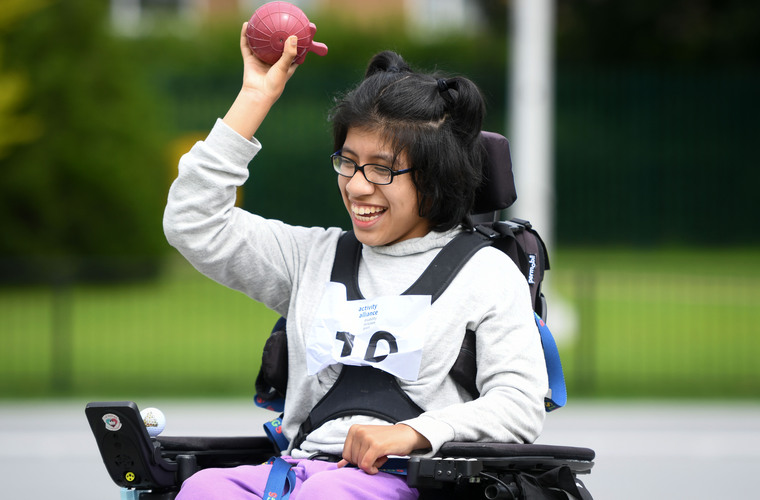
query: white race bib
[{"left": 307, "top": 282, "right": 431, "bottom": 381}]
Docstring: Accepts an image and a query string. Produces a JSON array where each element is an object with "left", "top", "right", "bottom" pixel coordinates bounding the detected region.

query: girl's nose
[{"left": 345, "top": 170, "right": 376, "bottom": 196}]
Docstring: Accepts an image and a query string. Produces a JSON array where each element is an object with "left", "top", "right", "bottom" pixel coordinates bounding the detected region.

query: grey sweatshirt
[{"left": 163, "top": 119, "right": 548, "bottom": 457}]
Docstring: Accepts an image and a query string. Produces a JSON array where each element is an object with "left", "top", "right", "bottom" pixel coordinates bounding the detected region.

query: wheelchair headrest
[{"left": 473, "top": 131, "right": 517, "bottom": 215}]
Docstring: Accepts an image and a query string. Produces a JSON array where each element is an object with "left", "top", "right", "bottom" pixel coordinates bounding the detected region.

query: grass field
[
  {"left": 552, "top": 247, "right": 760, "bottom": 398},
  {"left": 1, "top": 247, "right": 758, "bottom": 399},
  {"left": 1, "top": 258, "right": 280, "bottom": 398}
]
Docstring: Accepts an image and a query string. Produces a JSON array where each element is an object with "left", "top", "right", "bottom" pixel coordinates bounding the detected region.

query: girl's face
[{"left": 338, "top": 128, "right": 430, "bottom": 246}]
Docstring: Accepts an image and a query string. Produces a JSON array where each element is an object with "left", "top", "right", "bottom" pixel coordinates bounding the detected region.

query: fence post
[
  {"left": 51, "top": 264, "right": 73, "bottom": 394},
  {"left": 576, "top": 270, "right": 596, "bottom": 395}
]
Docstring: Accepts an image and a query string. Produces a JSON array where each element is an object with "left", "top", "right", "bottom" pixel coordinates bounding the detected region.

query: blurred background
[
  {"left": 1, "top": 1, "right": 759, "bottom": 498},
  {"left": 1, "top": 0, "right": 758, "bottom": 412}
]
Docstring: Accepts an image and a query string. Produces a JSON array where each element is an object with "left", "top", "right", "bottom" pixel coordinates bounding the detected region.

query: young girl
[{"left": 164, "top": 24, "right": 548, "bottom": 500}]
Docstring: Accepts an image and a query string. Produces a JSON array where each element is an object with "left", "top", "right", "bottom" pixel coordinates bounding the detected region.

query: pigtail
[
  {"left": 365, "top": 51, "right": 412, "bottom": 78},
  {"left": 435, "top": 76, "right": 486, "bottom": 148}
]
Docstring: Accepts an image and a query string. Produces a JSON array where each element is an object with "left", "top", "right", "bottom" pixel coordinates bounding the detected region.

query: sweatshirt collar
[{"left": 365, "top": 227, "right": 463, "bottom": 257}]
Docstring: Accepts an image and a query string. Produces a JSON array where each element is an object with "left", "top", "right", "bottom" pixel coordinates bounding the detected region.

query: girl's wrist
[
  {"left": 396, "top": 423, "right": 432, "bottom": 451},
  {"left": 223, "top": 89, "right": 276, "bottom": 139}
]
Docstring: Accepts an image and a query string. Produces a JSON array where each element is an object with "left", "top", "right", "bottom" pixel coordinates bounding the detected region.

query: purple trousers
[{"left": 175, "top": 457, "right": 420, "bottom": 500}]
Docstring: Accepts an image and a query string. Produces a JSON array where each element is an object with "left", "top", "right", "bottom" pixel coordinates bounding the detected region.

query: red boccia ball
[{"left": 246, "top": 1, "right": 328, "bottom": 65}]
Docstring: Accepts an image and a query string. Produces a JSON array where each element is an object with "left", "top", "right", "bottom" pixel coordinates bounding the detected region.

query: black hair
[{"left": 329, "top": 51, "right": 486, "bottom": 232}]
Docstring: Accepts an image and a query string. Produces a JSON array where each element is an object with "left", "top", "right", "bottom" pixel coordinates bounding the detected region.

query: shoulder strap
[
  {"left": 331, "top": 231, "right": 363, "bottom": 300},
  {"left": 333, "top": 229, "right": 493, "bottom": 303},
  {"left": 404, "top": 230, "right": 493, "bottom": 301}
]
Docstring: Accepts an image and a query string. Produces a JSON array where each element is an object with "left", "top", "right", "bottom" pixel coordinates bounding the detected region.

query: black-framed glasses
[{"left": 331, "top": 152, "right": 413, "bottom": 186}]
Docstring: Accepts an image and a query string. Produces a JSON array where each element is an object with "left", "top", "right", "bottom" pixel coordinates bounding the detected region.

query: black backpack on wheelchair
[{"left": 86, "top": 132, "right": 595, "bottom": 499}]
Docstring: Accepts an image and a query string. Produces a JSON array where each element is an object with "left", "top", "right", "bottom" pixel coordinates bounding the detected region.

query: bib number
[{"left": 307, "top": 282, "right": 431, "bottom": 381}]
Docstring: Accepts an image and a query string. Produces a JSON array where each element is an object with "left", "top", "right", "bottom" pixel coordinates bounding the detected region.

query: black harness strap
[
  {"left": 404, "top": 229, "right": 494, "bottom": 301},
  {"left": 329, "top": 229, "right": 494, "bottom": 301},
  {"left": 329, "top": 229, "right": 363, "bottom": 300},
  {"left": 291, "top": 365, "right": 424, "bottom": 450},
  {"left": 292, "top": 229, "right": 493, "bottom": 450}
]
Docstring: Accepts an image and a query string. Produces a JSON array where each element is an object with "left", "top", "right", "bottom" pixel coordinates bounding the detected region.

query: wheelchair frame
[{"left": 86, "top": 401, "right": 594, "bottom": 500}]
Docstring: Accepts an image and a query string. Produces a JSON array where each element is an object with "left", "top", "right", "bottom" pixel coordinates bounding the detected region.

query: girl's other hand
[{"left": 337, "top": 424, "right": 431, "bottom": 475}]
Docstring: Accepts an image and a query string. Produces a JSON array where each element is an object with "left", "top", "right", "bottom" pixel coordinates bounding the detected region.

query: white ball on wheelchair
[{"left": 140, "top": 407, "right": 166, "bottom": 437}]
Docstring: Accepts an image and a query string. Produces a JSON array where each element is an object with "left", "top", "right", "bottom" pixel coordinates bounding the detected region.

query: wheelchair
[{"left": 86, "top": 132, "right": 595, "bottom": 499}]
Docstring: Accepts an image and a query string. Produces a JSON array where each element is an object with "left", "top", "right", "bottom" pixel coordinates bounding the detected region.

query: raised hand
[{"left": 223, "top": 22, "right": 300, "bottom": 139}]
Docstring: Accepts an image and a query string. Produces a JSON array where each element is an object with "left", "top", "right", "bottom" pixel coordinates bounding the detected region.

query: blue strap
[
  {"left": 263, "top": 457, "right": 297, "bottom": 500},
  {"left": 263, "top": 416, "right": 290, "bottom": 454},
  {"left": 255, "top": 394, "right": 286, "bottom": 413},
  {"left": 339, "top": 456, "right": 409, "bottom": 476},
  {"left": 377, "top": 456, "right": 409, "bottom": 475},
  {"left": 535, "top": 313, "right": 567, "bottom": 411}
]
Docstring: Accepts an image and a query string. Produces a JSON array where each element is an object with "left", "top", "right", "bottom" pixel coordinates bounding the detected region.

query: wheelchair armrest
[
  {"left": 407, "top": 441, "right": 595, "bottom": 489},
  {"left": 157, "top": 435, "right": 273, "bottom": 453},
  {"left": 438, "top": 441, "right": 595, "bottom": 462},
  {"left": 156, "top": 435, "right": 274, "bottom": 467}
]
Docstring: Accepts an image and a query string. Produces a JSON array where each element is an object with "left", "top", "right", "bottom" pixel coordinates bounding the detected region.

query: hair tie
[{"left": 437, "top": 78, "right": 455, "bottom": 104}]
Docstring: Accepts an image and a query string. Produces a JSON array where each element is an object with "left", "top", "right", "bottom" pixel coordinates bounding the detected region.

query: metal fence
[
  {"left": 556, "top": 266, "right": 759, "bottom": 398},
  {"left": 1, "top": 254, "right": 758, "bottom": 399}
]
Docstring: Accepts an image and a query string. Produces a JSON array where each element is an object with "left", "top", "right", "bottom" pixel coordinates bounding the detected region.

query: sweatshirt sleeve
[
  {"left": 399, "top": 250, "right": 549, "bottom": 455},
  {"left": 163, "top": 119, "right": 330, "bottom": 315}
]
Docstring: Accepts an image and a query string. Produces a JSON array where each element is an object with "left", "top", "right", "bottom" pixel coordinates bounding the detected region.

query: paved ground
[{"left": 1, "top": 399, "right": 758, "bottom": 499}]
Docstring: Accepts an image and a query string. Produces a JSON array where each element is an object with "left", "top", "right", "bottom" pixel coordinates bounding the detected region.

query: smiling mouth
[{"left": 352, "top": 204, "right": 386, "bottom": 222}]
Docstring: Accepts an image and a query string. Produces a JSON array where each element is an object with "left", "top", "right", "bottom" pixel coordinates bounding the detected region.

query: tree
[
  {"left": 0, "top": 0, "right": 47, "bottom": 158},
  {"left": 0, "top": 0, "right": 171, "bottom": 281}
]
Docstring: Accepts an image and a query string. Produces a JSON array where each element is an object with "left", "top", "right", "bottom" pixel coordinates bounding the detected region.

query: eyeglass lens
[{"left": 332, "top": 155, "right": 393, "bottom": 185}]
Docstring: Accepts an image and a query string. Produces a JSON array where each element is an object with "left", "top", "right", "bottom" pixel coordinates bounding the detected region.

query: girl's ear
[{"left": 415, "top": 186, "right": 433, "bottom": 221}]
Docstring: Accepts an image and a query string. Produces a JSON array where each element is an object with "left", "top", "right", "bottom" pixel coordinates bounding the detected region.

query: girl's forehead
[
  {"left": 343, "top": 128, "right": 396, "bottom": 157},
  {"left": 342, "top": 125, "right": 414, "bottom": 169},
  {"left": 344, "top": 127, "right": 387, "bottom": 146}
]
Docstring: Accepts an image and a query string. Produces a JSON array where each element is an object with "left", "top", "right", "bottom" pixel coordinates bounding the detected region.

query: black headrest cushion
[{"left": 472, "top": 131, "right": 517, "bottom": 214}]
